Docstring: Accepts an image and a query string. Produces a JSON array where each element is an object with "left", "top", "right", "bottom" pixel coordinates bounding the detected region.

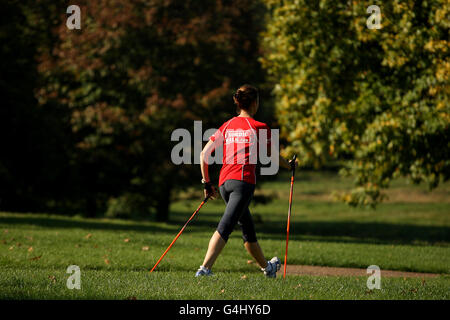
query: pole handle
[{"left": 290, "top": 154, "right": 297, "bottom": 173}]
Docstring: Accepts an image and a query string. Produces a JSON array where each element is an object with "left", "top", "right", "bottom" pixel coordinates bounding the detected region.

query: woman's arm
[
  {"left": 266, "top": 142, "right": 295, "bottom": 170},
  {"left": 279, "top": 154, "right": 292, "bottom": 170},
  {"left": 200, "top": 139, "right": 216, "bottom": 182},
  {"left": 200, "top": 139, "right": 217, "bottom": 199}
]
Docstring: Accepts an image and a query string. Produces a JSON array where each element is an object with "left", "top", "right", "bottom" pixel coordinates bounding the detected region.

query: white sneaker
[
  {"left": 261, "top": 257, "right": 281, "bottom": 278},
  {"left": 195, "top": 265, "right": 213, "bottom": 277}
]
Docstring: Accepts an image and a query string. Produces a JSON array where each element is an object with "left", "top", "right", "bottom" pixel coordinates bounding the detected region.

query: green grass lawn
[{"left": 0, "top": 171, "right": 449, "bottom": 299}]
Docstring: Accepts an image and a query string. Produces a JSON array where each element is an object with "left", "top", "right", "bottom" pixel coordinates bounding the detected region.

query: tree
[
  {"left": 0, "top": 0, "right": 74, "bottom": 212},
  {"left": 37, "top": 0, "right": 267, "bottom": 219},
  {"left": 260, "top": 0, "right": 449, "bottom": 206}
]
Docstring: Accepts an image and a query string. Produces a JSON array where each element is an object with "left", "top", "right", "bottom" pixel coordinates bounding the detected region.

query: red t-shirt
[{"left": 210, "top": 117, "right": 272, "bottom": 186}]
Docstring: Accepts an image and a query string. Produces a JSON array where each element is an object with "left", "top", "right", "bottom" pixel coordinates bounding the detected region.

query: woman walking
[{"left": 197, "top": 84, "right": 296, "bottom": 278}]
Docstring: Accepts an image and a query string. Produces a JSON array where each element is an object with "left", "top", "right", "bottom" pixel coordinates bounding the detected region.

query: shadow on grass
[
  {"left": 0, "top": 215, "right": 183, "bottom": 234},
  {"left": 1, "top": 212, "right": 449, "bottom": 246},
  {"left": 171, "top": 211, "right": 450, "bottom": 246},
  {"left": 257, "top": 221, "right": 450, "bottom": 246}
]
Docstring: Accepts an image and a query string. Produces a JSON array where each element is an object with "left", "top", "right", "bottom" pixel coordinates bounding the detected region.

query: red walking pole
[
  {"left": 150, "top": 196, "right": 210, "bottom": 273},
  {"left": 283, "top": 155, "right": 296, "bottom": 279}
]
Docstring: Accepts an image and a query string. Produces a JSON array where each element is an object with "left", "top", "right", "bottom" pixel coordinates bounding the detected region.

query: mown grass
[
  {"left": 0, "top": 171, "right": 449, "bottom": 299},
  {"left": 1, "top": 267, "right": 448, "bottom": 300}
]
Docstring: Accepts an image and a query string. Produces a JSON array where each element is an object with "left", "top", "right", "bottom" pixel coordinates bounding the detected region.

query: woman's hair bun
[{"left": 233, "top": 84, "right": 258, "bottom": 111}]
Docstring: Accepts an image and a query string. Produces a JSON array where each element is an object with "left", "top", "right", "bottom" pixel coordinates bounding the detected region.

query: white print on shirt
[{"left": 224, "top": 129, "right": 256, "bottom": 145}]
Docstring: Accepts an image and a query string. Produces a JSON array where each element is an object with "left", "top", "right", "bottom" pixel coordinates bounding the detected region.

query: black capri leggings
[{"left": 217, "top": 179, "right": 257, "bottom": 243}]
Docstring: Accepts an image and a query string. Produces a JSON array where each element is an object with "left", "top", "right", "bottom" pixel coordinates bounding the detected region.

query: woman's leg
[
  {"left": 200, "top": 180, "right": 253, "bottom": 270},
  {"left": 239, "top": 208, "right": 268, "bottom": 268},
  {"left": 244, "top": 241, "right": 268, "bottom": 269},
  {"left": 201, "top": 231, "right": 226, "bottom": 269},
  {"left": 199, "top": 182, "right": 231, "bottom": 271}
]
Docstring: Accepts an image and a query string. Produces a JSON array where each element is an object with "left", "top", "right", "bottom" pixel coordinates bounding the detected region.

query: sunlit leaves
[{"left": 261, "top": 0, "right": 450, "bottom": 206}]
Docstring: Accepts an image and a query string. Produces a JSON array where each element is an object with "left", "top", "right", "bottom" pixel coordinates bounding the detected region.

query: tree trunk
[
  {"left": 155, "top": 183, "right": 171, "bottom": 222},
  {"left": 86, "top": 196, "right": 97, "bottom": 218}
]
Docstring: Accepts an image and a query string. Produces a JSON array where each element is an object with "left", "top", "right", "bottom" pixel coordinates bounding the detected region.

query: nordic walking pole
[
  {"left": 150, "top": 195, "right": 210, "bottom": 273},
  {"left": 283, "top": 154, "right": 297, "bottom": 279}
]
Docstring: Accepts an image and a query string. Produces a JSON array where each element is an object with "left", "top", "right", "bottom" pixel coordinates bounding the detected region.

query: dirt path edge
[{"left": 285, "top": 264, "right": 441, "bottom": 278}]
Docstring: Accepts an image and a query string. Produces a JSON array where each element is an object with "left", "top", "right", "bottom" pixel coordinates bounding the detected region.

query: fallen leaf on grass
[
  {"left": 293, "top": 283, "right": 302, "bottom": 289},
  {"left": 124, "top": 238, "right": 130, "bottom": 243},
  {"left": 48, "top": 275, "right": 56, "bottom": 283},
  {"left": 141, "top": 246, "right": 150, "bottom": 251},
  {"left": 219, "top": 289, "right": 225, "bottom": 294},
  {"left": 3, "top": 229, "right": 8, "bottom": 234},
  {"left": 85, "top": 233, "right": 92, "bottom": 239},
  {"left": 28, "top": 247, "right": 33, "bottom": 252},
  {"left": 240, "top": 275, "right": 247, "bottom": 280},
  {"left": 104, "top": 259, "right": 110, "bottom": 265},
  {"left": 247, "top": 260, "right": 254, "bottom": 264},
  {"left": 9, "top": 246, "right": 14, "bottom": 250},
  {"left": 30, "top": 255, "right": 42, "bottom": 261}
]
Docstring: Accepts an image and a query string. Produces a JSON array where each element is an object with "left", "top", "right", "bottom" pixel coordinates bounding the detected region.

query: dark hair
[{"left": 233, "top": 84, "right": 258, "bottom": 111}]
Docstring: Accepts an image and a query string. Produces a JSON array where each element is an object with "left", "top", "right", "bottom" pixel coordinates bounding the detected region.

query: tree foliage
[
  {"left": 0, "top": 0, "right": 72, "bottom": 212},
  {"left": 260, "top": 0, "right": 449, "bottom": 205},
  {"left": 2, "top": 0, "right": 267, "bottom": 220}
]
